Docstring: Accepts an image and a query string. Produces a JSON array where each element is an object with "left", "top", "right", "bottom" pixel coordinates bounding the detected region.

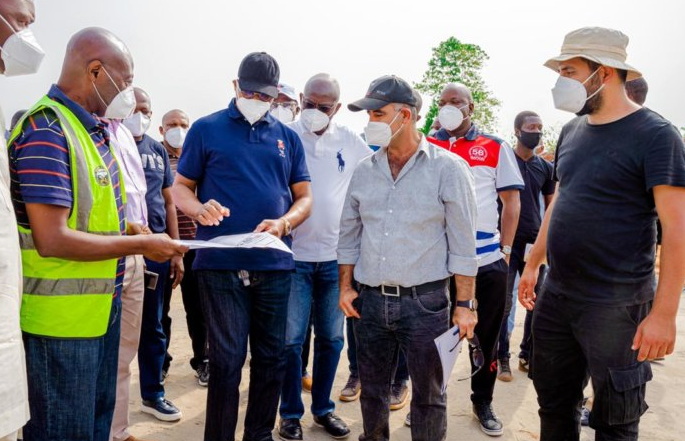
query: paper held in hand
[
  {"left": 176, "top": 232, "right": 293, "bottom": 254},
  {"left": 434, "top": 325, "right": 464, "bottom": 394}
]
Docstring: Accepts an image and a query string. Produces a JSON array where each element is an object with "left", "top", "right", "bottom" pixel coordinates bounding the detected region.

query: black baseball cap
[
  {"left": 237, "top": 52, "right": 280, "bottom": 99},
  {"left": 348, "top": 75, "right": 418, "bottom": 112}
]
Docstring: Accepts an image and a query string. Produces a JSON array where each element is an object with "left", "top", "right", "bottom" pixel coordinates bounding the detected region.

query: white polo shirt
[{"left": 288, "top": 119, "right": 372, "bottom": 262}]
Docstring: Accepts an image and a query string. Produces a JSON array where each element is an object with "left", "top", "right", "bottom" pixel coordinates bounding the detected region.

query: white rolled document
[{"left": 176, "top": 232, "right": 293, "bottom": 254}]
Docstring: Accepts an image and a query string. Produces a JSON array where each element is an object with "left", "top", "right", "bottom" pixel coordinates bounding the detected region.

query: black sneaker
[
  {"left": 313, "top": 412, "right": 350, "bottom": 439},
  {"left": 141, "top": 397, "right": 182, "bottom": 422},
  {"left": 404, "top": 412, "right": 411, "bottom": 427},
  {"left": 278, "top": 418, "right": 303, "bottom": 441},
  {"left": 195, "top": 360, "right": 209, "bottom": 387},
  {"left": 473, "top": 403, "right": 503, "bottom": 436},
  {"left": 580, "top": 405, "right": 590, "bottom": 426},
  {"left": 497, "top": 358, "right": 513, "bottom": 382},
  {"left": 518, "top": 358, "right": 529, "bottom": 373}
]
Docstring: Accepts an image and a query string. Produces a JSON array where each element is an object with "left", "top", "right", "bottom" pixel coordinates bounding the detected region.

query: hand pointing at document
[{"left": 195, "top": 199, "right": 230, "bottom": 226}]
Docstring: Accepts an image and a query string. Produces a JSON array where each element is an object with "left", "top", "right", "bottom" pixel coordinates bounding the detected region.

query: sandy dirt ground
[{"left": 126, "top": 290, "right": 685, "bottom": 441}]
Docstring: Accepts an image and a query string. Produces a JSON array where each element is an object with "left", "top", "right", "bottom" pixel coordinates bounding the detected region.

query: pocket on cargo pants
[{"left": 597, "top": 362, "right": 652, "bottom": 426}]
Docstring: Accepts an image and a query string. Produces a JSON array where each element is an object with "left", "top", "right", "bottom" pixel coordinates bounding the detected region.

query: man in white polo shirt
[{"left": 278, "top": 73, "right": 371, "bottom": 441}]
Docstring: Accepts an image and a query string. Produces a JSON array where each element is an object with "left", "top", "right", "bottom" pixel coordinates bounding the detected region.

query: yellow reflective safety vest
[{"left": 8, "top": 95, "right": 125, "bottom": 338}]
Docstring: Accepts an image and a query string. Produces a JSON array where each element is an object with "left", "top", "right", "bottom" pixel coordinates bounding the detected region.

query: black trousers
[
  {"left": 162, "top": 249, "right": 208, "bottom": 371},
  {"left": 531, "top": 288, "right": 652, "bottom": 441},
  {"left": 450, "top": 259, "right": 508, "bottom": 405}
]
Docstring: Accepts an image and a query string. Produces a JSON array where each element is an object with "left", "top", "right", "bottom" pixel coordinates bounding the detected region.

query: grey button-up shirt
[{"left": 337, "top": 136, "right": 478, "bottom": 287}]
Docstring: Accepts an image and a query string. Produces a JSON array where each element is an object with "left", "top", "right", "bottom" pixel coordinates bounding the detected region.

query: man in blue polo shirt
[{"left": 172, "top": 52, "right": 312, "bottom": 441}]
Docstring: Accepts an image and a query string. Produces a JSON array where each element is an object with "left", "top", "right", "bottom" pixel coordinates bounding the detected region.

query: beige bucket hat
[{"left": 545, "top": 26, "right": 642, "bottom": 81}]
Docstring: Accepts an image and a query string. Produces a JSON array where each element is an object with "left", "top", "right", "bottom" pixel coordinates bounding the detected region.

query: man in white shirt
[
  {"left": 278, "top": 73, "right": 371, "bottom": 441},
  {"left": 0, "top": 1, "right": 43, "bottom": 439}
]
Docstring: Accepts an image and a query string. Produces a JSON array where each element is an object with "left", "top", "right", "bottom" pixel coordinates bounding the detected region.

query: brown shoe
[
  {"left": 497, "top": 359, "right": 513, "bottom": 382},
  {"left": 339, "top": 374, "right": 361, "bottom": 402},
  {"left": 123, "top": 436, "right": 155, "bottom": 441},
  {"left": 302, "top": 372, "right": 313, "bottom": 393}
]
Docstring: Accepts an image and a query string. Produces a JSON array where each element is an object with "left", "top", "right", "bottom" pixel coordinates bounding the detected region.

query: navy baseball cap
[
  {"left": 348, "top": 75, "right": 418, "bottom": 112},
  {"left": 237, "top": 52, "right": 280, "bottom": 99}
]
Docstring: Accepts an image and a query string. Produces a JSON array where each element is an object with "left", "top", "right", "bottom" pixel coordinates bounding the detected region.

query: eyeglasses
[
  {"left": 302, "top": 99, "right": 337, "bottom": 115},
  {"left": 271, "top": 101, "right": 298, "bottom": 111},
  {"left": 239, "top": 89, "right": 273, "bottom": 102},
  {"left": 449, "top": 332, "right": 485, "bottom": 381}
]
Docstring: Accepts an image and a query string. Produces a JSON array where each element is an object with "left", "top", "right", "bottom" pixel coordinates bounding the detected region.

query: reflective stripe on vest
[{"left": 9, "top": 95, "right": 125, "bottom": 338}]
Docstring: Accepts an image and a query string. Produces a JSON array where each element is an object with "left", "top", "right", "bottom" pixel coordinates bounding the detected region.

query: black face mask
[{"left": 517, "top": 130, "right": 541, "bottom": 149}]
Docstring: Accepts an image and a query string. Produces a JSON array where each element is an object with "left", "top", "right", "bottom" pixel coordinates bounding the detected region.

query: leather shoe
[
  {"left": 278, "top": 418, "right": 303, "bottom": 441},
  {"left": 313, "top": 412, "right": 350, "bottom": 439}
]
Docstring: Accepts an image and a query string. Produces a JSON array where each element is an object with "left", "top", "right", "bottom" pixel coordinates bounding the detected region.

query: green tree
[{"left": 415, "top": 37, "right": 501, "bottom": 135}]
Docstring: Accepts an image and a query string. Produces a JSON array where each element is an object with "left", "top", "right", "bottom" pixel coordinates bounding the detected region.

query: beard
[{"left": 576, "top": 75, "right": 604, "bottom": 116}]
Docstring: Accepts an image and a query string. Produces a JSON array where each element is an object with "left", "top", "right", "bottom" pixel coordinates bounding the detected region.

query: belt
[{"left": 363, "top": 279, "right": 447, "bottom": 297}]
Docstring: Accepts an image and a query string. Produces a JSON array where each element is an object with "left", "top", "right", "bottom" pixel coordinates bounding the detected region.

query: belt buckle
[{"left": 381, "top": 284, "right": 400, "bottom": 297}]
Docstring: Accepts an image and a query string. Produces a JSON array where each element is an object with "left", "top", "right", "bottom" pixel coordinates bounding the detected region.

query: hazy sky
[{"left": 1, "top": 0, "right": 684, "bottom": 138}]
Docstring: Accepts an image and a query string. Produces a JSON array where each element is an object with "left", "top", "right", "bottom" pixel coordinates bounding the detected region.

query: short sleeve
[
  {"left": 176, "top": 123, "right": 204, "bottom": 181},
  {"left": 10, "top": 109, "right": 73, "bottom": 207},
  {"left": 644, "top": 124, "right": 685, "bottom": 191},
  {"left": 541, "top": 160, "right": 556, "bottom": 195},
  {"left": 288, "top": 132, "right": 310, "bottom": 185},
  {"left": 496, "top": 141, "right": 524, "bottom": 191}
]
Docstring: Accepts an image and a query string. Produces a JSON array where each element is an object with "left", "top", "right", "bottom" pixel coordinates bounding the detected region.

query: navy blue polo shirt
[
  {"left": 177, "top": 99, "right": 310, "bottom": 271},
  {"left": 136, "top": 134, "right": 173, "bottom": 234}
]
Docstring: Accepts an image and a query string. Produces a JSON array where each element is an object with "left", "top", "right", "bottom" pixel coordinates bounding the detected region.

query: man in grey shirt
[{"left": 338, "top": 75, "right": 479, "bottom": 441}]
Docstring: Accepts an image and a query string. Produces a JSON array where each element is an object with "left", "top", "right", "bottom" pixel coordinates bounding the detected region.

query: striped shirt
[
  {"left": 8, "top": 84, "right": 126, "bottom": 304},
  {"left": 167, "top": 151, "right": 197, "bottom": 240}
]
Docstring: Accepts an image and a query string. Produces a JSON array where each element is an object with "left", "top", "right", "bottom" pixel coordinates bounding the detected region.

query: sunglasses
[
  {"left": 449, "top": 332, "right": 485, "bottom": 381},
  {"left": 302, "top": 99, "right": 337, "bottom": 114},
  {"left": 271, "top": 101, "right": 298, "bottom": 111},
  {"left": 240, "top": 89, "right": 273, "bottom": 102}
]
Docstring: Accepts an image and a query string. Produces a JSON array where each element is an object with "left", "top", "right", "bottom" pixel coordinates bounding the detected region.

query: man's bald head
[
  {"left": 0, "top": 0, "right": 37, "bottom": 73},
  {"left": 162, "top": 109, "right": 189, "bottom": 129},
  {"left": 303, "top": 73, "right": 340, "bottom": 102},
  {"left": 441, "top": 83, "right": 473, "bottom": 104},
  {"left": 133, "top": 87, "right": 151, "bottom": 116},
  {"left": 56, "top": 27, "right": 134, "bottom": 116}
]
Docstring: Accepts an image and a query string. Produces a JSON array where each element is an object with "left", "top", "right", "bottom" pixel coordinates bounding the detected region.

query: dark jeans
[
  {"left": 198, "top": 269, "right": 291, "bottom": 441},
  {"left": 532, "top": 288, "right": 652, "bottom": 441},
  {"left": 180, "top": 250, "right": 208, "bottom": 370},
  {"left": 450, "top": 259, "right": 507, "bottom": 405},
  {"left": 162, "top": 270, "right": 173, "bottom": 372},
  {"left": 138, "top": 258, "right": 169, "bottom": 401},
  {"left": 347, "top": 316, "right": 409, "bottom": 383},
  {"left": 23, "top": 302, "right": 121, "bottom": 441},
  {"left": 355, "top": 282, "right": 449, "bottom": 441},
  {"left": 280, "top": 260, "right": 344, "bottom": 419},
  {"left": 301, "top": 314, "right": 313, "bottom": 375},
  {"left": 497, "top": 239, "right": 547, "bottom": 360}
]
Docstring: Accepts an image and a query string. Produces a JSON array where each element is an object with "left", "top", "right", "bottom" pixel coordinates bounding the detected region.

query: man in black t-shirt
[
  {"left": 519, "top": 27, "right": 685, "bottom": 441},
  {"left": 496, "top": 111, "right": 554, "bottom": 381}
]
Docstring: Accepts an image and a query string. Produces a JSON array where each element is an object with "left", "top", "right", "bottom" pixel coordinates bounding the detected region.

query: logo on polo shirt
[
  {"left": 469, "top": 146, "right": 488, "bottom": 162},
  {"left": 337, "top": 149, "right": 345, "bottom": 172},
  {"left": 94, "top": 166, "right": 110, "bottom": 186},
  {"left": 277, "top": 139, "right": 286, "bottom": 158}
]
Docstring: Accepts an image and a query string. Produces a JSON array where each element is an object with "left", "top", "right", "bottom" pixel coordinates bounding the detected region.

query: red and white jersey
[{"left": 429, "top": 125, "right": 523, "bottom": 267}]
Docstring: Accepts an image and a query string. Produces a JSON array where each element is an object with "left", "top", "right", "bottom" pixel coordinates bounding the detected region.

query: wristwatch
[
  {"left": 456, "top": 299, "right": 478, "bottom": 312},
  {"left": 501, "top": 245, "right": 512, "bottom": 255},
  {"left": 281, "top": 217, "right": 292, "bottom": 236}
]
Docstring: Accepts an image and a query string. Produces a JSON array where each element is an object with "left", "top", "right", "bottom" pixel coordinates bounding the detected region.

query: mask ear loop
[
  {"left": 388, "top": 107, "right": 407, "bottom": 141},
  {"left": 583, "top": 66, "right": 606, "bottom": 101},
  {"left": 0, "top": 13, "right": 19, "bottom": 59}
]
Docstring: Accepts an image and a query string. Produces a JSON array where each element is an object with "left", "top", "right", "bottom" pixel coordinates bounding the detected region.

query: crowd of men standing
[{"left": 1, "top": 1, "right": 685, "bottom": 441}]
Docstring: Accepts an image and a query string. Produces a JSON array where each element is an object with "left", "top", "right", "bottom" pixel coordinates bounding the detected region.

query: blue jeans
[
  {"left": 138, "top": 258, "right": 169, "bottom": 401},
  {"left": 198, "top": 269, "right": 291, "bottom": 441},
  {"left": 355, "top": 282, "right": 449, "bottom": 441},
  {"left": 280, "top": 260, "right": 344, "bottom": 419},
  {"left": 23, "top": 302, "right": 121, "bottom": 441}
]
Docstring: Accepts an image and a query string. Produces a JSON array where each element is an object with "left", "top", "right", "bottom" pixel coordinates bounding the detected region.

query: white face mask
[
  {"left": 364, "top": 110, "right": 404, "bottom": 149},
  {"left": 551, "top": 68, "right": 604, "bottom": 114},
  {"left": 0, "top": 13, "right": 45, "bottom": 77},
  {"left": 236, "top": 97, "right": 271, "bottom": 125},
  {"left": 92, "top": 66, "right": 135, "bottom": 119},
  {"left": 300, "top": 108, "right": 330, "bottom": 133},
  {"left": 270, "top": 106, "right": 294, "bottom": 124},
  {"left": 164, "top": 127, "right": 187, "bottom": 149},
  {"left": 122, "top": 111, "right": 151, "bottom": 137},
  {"left": 437, "top": 104, "right": 468, "bottom": 131}
]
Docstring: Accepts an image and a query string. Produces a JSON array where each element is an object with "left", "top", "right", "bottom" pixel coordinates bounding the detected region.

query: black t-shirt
[
  {"left": 547, "top": 108, "right": 685, "bottom": 305},
  {"left": 514, "top": 153, "right": 555, "bottom": 243}
]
